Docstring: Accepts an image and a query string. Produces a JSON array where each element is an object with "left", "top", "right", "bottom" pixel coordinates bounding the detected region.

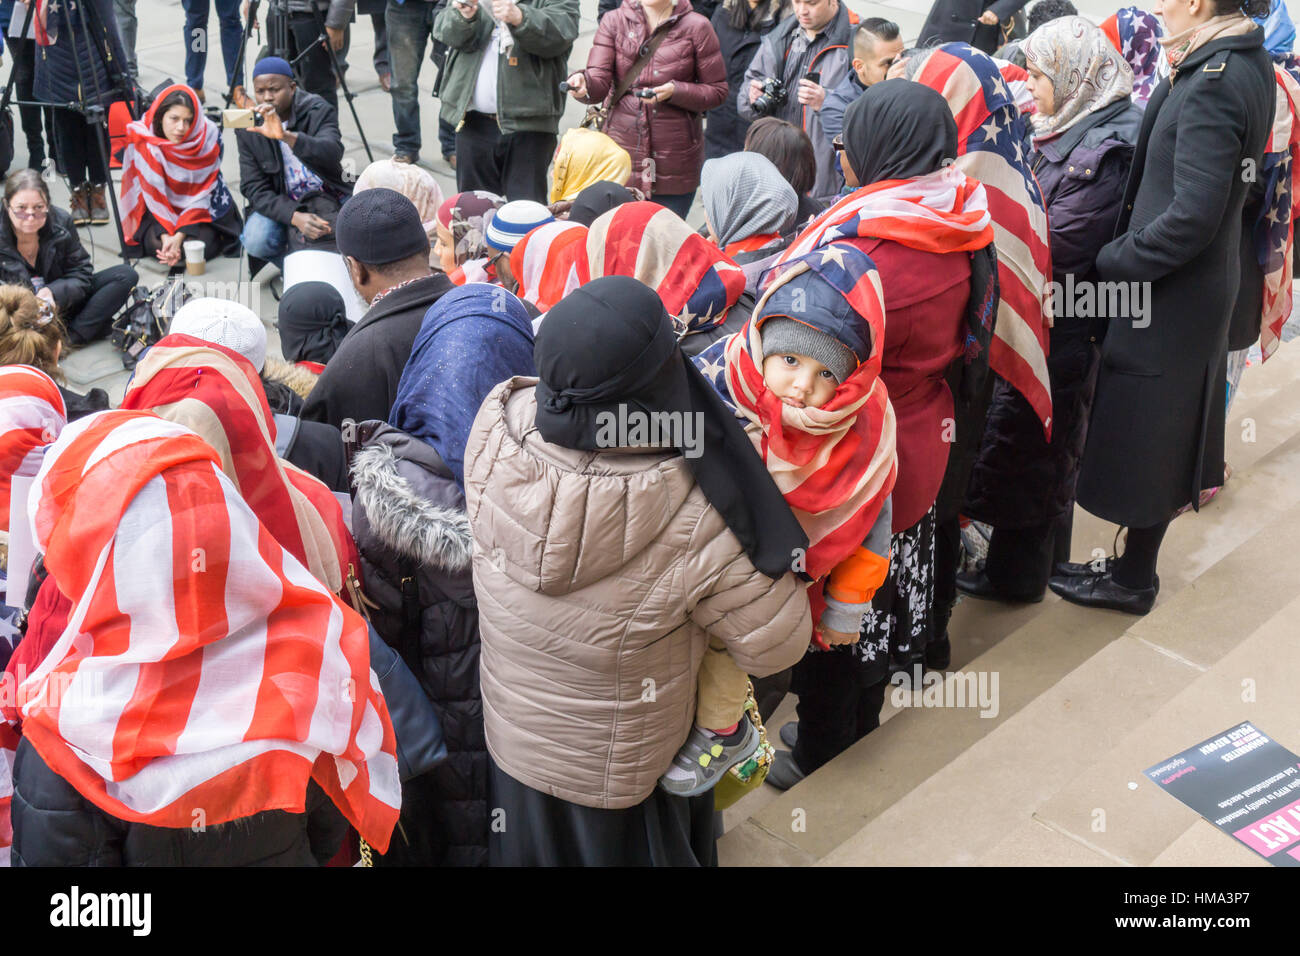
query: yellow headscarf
[{"left": 549, "top": 128, "right": 632, "bottom": 204}]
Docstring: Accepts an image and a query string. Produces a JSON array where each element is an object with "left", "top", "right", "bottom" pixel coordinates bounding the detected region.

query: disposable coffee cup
[{"left": 184, "top": 240, "right": 206, "bottom": 276}]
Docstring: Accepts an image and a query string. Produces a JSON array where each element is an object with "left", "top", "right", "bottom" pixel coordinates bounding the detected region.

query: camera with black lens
[{"left": 751, "top": 76, "right": 788, "bottom": 118}]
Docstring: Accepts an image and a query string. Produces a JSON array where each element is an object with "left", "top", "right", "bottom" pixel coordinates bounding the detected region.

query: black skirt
[{"left": 488, "top": 758, "right": 718, "bottom": 867}]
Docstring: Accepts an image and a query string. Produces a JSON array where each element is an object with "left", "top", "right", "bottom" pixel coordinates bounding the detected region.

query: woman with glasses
[{"left": 0, "top": 170, "right": 138, "bottom": 345}]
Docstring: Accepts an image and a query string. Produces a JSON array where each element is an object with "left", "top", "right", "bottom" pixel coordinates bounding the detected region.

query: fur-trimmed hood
[
  {"left": 263, "top": 357, "right": 321, "bottom": 400},
  {"left": 350, "top": 429, "right": 473, "bottom": 572}
]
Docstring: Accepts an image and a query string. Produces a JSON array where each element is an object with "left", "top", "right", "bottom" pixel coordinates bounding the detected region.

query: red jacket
[
  {"left": 581, "top": 0, "right": 728, "bottom": 197},
  {"left": 849, "top": 239, "right": 972, "bottom": 533}
]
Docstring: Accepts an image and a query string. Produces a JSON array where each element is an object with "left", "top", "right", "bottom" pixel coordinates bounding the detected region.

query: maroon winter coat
[
  {"left": 848, "top": 238, "right": 972, "bottom": 534},
  {"left": 580, "top": 0, "right": 728, "bottom": 197}
]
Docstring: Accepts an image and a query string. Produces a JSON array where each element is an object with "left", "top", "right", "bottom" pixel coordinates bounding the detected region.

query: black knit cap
[{"left": 335, "top": 187, "right": 430, "bottom": 265}]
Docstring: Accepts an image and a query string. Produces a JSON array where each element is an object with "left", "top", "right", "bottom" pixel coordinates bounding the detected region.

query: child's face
[{"left": 762, "top": 353, "right": 839, "bottom": 410}]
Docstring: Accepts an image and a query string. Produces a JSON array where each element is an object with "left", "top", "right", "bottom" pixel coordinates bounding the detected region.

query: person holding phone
[
  {"left": 433, "top": 0, "right": 580, "bottom": 202},
  {"left": 736, "top": 0, "right": 855, "bottom": 202},
  {"left": 565, "top": 0, "right": 728, "bottom": 219}
]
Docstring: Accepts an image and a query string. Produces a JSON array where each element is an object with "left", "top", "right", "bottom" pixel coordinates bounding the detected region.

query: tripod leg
[{"left": 308, "top": 6, "right": 373, "bottom": 162}]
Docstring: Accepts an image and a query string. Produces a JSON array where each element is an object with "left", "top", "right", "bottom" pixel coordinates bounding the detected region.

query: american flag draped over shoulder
[
  {"left": 120, "top": 334, "right": 356, "bottom": 595},
  {"left": 918, "top": 43, "right": 1055, "bottom": 439},
  {"left": 11, "top": 411, "right": 401, "bottom": 851},
  {"left": 512, "top": 220, "right": 590, "bottom": 314},
  {"left": 700, "top": 244, "right": 897, "bottom": 583},
  {"left": 0, "top": 365, "right": 66, "bottom": 868},
  {"left": 1258, "top": 55, "right": 1300, "bottom": 362},
  {"left": 586, "top": 201, "right": 746, "bottom": 334}
]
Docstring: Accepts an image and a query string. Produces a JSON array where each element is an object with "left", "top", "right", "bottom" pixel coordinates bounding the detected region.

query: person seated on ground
[
  {"left": 432, "top": 191, "right": 505, "bottom": 284},
  {"left": 352, "top": 158, "right": 445, "bottom": 270},
  {"left": 482, "top": 200, "right": 554, "bottom": 298},
  {"left": 303, "top": 188, "right": 455, "bottom": 429},
  {"left": 585, "top": 200, "right": 746, "bottom": 357},
  {"left": 277, "top": 281, "right": 350, "bottom": 374},
  {"left": 120, "top": 85, "right": 243, "bottom": 269},
  {"left": 6, "top": 410, "right": 400, "bottom": 866},
  {"left": 0, "top": 170, "right": 138, "bottom": 346},
  {"left": 462, "top": 276, "right": 811, "bottom": 866},
  {"left": 166, "top": 297, "right": 351, "bottom": 491},
  {"left": 510, "top": 221, "right": 590, "bottom": 316},
  {"left": 667, "top": 246, "right": 896, "bottom": 799},
  {"left": 348, "top": 283, "right": 536, "bottom": 866},
  {"left": 700, "top": 151, "right": 797, "bottom": 293},
  {"left": 0, "top": 284, "right": 109, "bottom": 419},
  {"left": 236, "top": 57, "right": 353, "bottom": 273},
  {"left": 743, "top": 117, "right": 825, "bottom": 231},
  {"left": 547, "top": 127, "right": 632, "bottom": 218},
  {"left": 565, "top": 180, "right": 641, "bottom": 226}
]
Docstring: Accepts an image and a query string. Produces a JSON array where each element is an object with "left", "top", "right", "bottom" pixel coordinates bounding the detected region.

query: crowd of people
[{"left": 0, "top": 0, "right": 1295, "bottom": 867}]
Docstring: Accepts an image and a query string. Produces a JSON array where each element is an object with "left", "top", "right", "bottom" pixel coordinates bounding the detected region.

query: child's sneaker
[{"left": 658, "top": 720, "right": 759, "bottom": 797}]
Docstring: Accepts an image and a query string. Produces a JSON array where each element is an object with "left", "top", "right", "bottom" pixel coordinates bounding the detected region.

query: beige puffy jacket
[{"left": 463, "top": 378, "right": 812, "bottom": 810}]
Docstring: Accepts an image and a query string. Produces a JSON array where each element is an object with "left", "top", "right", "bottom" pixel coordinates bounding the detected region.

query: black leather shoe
[
  {"left": 765, "top": 750, "right": 807, "bottom": 791},
  {"left": 778, "top": 721, "right": 797, "bottom": 750},
  {"left": 925, "top": 633, "right": 952, "bottom": 671},
  {"left": 1053, "top": 556, "right": 1115, "bottom": 577},
  {"left": 955, "top": 568, "right": 1044, "bottom": 603},
  {"left": 1048, "top": 571, "right": 1156, "bottom": 615}
]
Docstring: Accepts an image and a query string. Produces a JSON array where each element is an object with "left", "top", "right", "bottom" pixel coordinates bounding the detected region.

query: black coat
[
  {"left": 235, "top": 91, "right": 352, "bottom": 227},
  {"left": 1078, "top": 29, "right": 1275, "bottom": 528},
  {"left": 0, "top": 207, "right": 94, "bottom": 315},
  {"left": 349, "top": 422, "right": 487, "bottom": 866},
  {"left": 302, "top": 273, "right": 456, "bottom": 429},
  {"left": 1229, "top": 177, "right": 1267, "bottom": 351},
  {"left": 965, "top": 100, "right": 1140, "bottom": 528},
  {"left": 704, "top": 2, "right": 786, "bottom": 159},
  {"left": 917, "top": 0, "right": 1029, "bottom": 55},
  {"left": 33, "top": 0, "right": 133, "bottom": 108},
  {"left": 10, "top": 737, "right": 348, "bottom": 866}
]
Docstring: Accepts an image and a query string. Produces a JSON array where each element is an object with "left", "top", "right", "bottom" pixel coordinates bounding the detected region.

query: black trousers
[
  {"left": 136, "top": 212, "right": 228, "bottom": 260},
  {"left": 269, "top": 11, "right": 348, "bottom": 114},
  {"left": 66, "top": 264, "right": 138, "bottom": 344},
  {"left": 790, "top": 650, "right": 888, "bottom": 774},
  {"left": 10, "top": 37, "right": 55, "bottom": 168},
  {"left": 52, "top": 110, "right": 109, "bottom": 186},
  {"left": 455, "top": 111, "right": 555, "bottom": 203},
  {"left": 984, "top": 513, "right": 1073, "bottom": 598}
]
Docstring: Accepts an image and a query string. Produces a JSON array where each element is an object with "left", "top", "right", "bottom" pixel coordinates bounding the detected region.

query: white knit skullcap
[{"left": 169, "top": 298, "right": 268, "bottom": 372}]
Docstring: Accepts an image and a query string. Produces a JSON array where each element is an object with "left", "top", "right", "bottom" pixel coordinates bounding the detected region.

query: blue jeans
[
  {"left": 387, "top": 0, "right": 439, "bottom": 157},
  {"left": 182, "top": 0, "right": 243, "bottom": 89},
  {"left": 242, "top": 212, "right": 289, "bottom": 271},
  {"left": 652, "top": 191, "right": 696, "bottom": 220}
]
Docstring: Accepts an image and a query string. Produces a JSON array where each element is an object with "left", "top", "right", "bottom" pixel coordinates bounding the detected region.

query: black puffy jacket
[
  {"left": 348, "top": 421, "right": 487, "bottom": 867},
  {"left": 10, "top": 737, "right": 348, "bottom": 866},
  {"left": 0, "top": 207, "right": 95, "bottom": 316}
]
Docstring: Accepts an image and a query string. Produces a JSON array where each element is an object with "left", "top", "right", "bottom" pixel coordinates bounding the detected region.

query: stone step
[{"left": 816, "top": 496, "right": 1300, "bottom": 865}]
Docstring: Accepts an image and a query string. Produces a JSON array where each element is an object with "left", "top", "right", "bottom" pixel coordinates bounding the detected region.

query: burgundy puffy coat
[{"left": 580, "top": 0, "right": 728, "bottom": 197}]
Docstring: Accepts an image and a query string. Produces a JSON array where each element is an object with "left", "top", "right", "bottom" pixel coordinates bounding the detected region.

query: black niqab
[
  {"left": 843, "top": 80, "right": 958, "bottom": 185},
  {"left": 533, "top": 276, "right": 808, "bottom": 580},
  {"left": 277, "top": 281, "right": 350, "bottom": 365},
  {"left": 568, "top": 181, "right": 637, "bottom": 227}
]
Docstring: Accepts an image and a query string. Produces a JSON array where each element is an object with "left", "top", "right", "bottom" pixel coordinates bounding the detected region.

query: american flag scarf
[
  {"left": 1101, "top": 7, "right": 1167, "bottom": 106},
  {"left": 1257, "top": 55, "right": 1300, "bottom": 361},
  {"left": 587, "top": 201, "right": 746, "bottom": 335},
  {"left": 120, "top": 85, "right": 225, "bottom": 243},
  {"left": 511, "top": 220, "right": 590, "bottom": 314},
  {"left": 0, "top": 365, "right": 66, "bottom": 867},
  {"left": 119, "top": 334, "right": 356, "bottom": 595},
  {"left": 12, "top": 410, "right": 401, "bottom": 850},
  {"left": 703, "top": 244, "right": 897, "bottom": 583},
  {"left": 918, "top": 43, "right": 1055, "bottom": 439}
]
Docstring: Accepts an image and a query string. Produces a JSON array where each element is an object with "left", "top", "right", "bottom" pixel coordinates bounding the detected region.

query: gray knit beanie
[{"left": 760, "top": 317, "right": 858, "bottom": 384}]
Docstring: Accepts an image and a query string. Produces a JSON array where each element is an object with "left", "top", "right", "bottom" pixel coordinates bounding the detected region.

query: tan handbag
[{"left": 581, "top": 27, "right": 672, "bottom": 131}]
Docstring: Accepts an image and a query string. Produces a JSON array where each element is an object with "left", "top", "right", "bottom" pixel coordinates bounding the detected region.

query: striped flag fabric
[
  {"left": 12, "top": 411, "right": 401, "bottom": 851},
  {"left": 120, "top": 334, "right": 356, "bottom": 595},
  {"left": 119, "top": 85, "right": 226, "bottom": 245},
  {"left": 918, "top": 43, "right": 1055, "bottom": 439},
  {"left": 1258, "top": 55, "right": 1300, "bottom": 362},
  {"left": 587, "top": 201, "right": 746, "bottom": 334},
  {"left": 512, "top": 220, "right": 590, "bottom": 314}
]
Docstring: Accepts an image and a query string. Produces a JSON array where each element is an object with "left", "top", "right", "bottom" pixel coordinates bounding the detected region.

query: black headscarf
[
  {"left": 533, "top": 276, "right": 808, "bottom": 580},
  {"left": 568, "top": 181, "right": 638, "bottom": 227},
  {"left": 842, "top": 80, "right": 958, "bottom": 185},
  {"left": 277, "top": 281, "right": 350, "bottom": 365}
]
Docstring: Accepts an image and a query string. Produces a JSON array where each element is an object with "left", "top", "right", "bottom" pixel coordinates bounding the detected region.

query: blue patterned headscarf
[{"left": 390, "top": 283, "right": 536, "bottom": 487}]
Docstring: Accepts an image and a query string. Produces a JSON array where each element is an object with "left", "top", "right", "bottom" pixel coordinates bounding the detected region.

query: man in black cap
[{"left": 302, "top": 188, "right": 455, "bottom": 428}]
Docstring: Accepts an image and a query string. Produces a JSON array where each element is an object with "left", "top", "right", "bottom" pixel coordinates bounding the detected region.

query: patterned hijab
[
  {"left": 700, "top": 152, "right": 797, "bottom": 249},
  {"left": 436, "top": 190, "right": 506, "bottom": 266},
  {"left": 1100, "top": 7, "right": 1166, "bottom": 105},
  {"left": 1024, "top": 16, "right": 1134, "bottom": 142},
  {"left": 549, "top": 127, "right": 632, "bottom": 204}
]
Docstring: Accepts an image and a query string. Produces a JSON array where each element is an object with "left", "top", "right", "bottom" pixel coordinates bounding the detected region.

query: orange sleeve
[{"left": 824, "top": 546, "right": 890, "bottom": 606}]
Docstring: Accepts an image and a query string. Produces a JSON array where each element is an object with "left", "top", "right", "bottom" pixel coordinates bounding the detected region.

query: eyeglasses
[
  {"left": 831, "top": 136, "right": 846, "bottom": 153},
  {"left": 9, "top": 204, "right": 48, "bottom": 218}
]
